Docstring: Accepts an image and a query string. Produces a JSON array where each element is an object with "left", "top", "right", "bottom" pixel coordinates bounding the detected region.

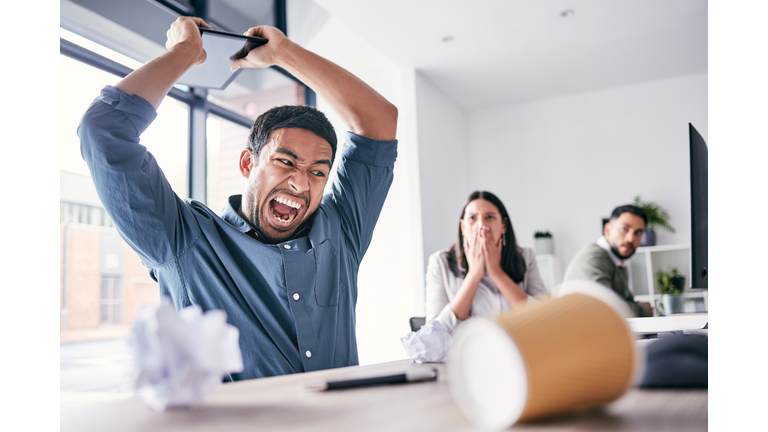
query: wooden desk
[{"left": 60, "top": 359, "right": 707, "bottom": 431}]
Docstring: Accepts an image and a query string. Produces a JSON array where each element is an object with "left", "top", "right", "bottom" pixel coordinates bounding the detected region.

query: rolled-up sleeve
[
  {"left": 425, "top": 252, "right": 463, "bottom": 333},
  {"left": 522, "top": 248, "right": 549, "bottom": 299},
  {"left": 78, "top": 85, "right": 201, "bottom": 267},
  {"left": 328, "top": 132, "right": 397, "bottom": 264}
]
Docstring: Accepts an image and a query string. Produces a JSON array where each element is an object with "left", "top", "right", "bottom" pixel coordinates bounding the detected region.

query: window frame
[{"left": 59, "top": 0, "right": 316, "bottom": 204}]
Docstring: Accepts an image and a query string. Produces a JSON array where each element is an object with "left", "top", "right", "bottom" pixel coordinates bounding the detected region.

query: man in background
[{"left": 564, "top": 205, "right": 653, "bottom": 317}]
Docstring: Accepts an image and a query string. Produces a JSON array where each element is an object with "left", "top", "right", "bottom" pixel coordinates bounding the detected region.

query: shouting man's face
[
  {"left": 604, "top": 212, "right": 646, "bottom": 259},
  {"left": 238, "top": 128, "right": 333, "bottom": 243}
]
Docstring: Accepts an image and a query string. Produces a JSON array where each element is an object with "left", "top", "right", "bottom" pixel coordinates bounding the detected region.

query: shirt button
[
  {"left": 305, "top": 350, "right": 312, "bottom": 358},
  {"left": 293, "top": 293, "right": 300, "bottom": 300},
  {"left": 283, "top": 244, "right": 291, "bottom": 249}
]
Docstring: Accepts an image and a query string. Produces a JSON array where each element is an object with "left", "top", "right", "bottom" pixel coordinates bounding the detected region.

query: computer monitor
[{"left": 689, "top": 123, "right": 708, "bottom": 289}]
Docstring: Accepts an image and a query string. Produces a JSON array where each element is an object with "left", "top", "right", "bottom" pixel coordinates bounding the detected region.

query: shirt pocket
[{"left": 313, "top": 240, "right": 340, "bottom": 307}]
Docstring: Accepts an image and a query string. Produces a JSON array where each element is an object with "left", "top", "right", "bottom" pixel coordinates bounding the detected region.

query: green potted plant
[
  {"left": 633, "top": 195, "right": 675, "bottom": 246},
  {"left": 534, "top": 231, "right": 553, "bottom": 255},
  {"left": 654, "top": 266, "right": 686, "bottom": 316}
]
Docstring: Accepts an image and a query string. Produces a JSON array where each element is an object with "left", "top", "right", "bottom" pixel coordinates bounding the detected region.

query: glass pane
[
  {"left": 61, "top": 51, "right": 170, "bottom": 406},
  {"left": 100, "top": 304, "right": 109, "bottom": 323},
  {"left": 207, "top": 68, "right": 305, "bottom": 121},
  {"left": 207, "top": 115, "right": 251, "bottom": 213},
  {"left": 113, "top": 280, "right": 122, "bottom": 299}
]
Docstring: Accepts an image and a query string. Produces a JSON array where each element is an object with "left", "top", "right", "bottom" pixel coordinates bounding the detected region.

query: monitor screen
[{"left": 689, "top": 123, "right": 708, "bottom": 289}]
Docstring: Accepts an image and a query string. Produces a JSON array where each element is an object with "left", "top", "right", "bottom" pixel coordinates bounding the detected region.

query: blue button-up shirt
[{"left": 78, "top": 86, "right": 397, "bottom": 380}]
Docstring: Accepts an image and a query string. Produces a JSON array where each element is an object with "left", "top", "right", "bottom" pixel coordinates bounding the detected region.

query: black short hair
[
  {"left": 610, "top": 204, "right": 648, "bottom": 226},
  {"left": 247, "top": 105, "right": 337, "bottom": 161}
]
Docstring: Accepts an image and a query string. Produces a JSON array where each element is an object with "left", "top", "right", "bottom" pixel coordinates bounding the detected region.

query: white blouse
[{"left": 425, "top": 247, "right": 548, "bottom": 333}]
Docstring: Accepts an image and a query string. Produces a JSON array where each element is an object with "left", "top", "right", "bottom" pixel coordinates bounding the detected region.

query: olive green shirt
[{"left": 563, "top": 243, "right": 650, "bottom": 317}]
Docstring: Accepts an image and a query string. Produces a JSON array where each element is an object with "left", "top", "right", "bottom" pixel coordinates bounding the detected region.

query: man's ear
[
  {"left": 603, "top": 221, "right": 611, "bottom": 238},
  {"left": 239, "top": 149, "right": 253, "bottom": 178}
]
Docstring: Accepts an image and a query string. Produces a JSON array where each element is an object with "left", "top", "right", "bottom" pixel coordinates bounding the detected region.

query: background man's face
[
  {"left": 604, "top": 212, "right": 645, "bottom": 259},
  {"left": 239, "top": 128, "right": 333, "bottom": 243}
]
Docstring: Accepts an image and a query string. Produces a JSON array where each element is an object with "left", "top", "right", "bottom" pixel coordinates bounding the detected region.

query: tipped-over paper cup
[{"left": 447, "top": 280, "right": 639, "bottom": 430}]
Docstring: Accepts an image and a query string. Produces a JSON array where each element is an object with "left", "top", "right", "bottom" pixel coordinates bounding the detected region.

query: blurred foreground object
[
  {"left": 401, "top": 321, "right": 453, "bottom": 363},
  {"left": 640, "top": 334, "right": 707, "bottom": 388},
  {"left": 128, "top": 302, "right": 244, "bottom": 412},
  {"left": 447, "top": 280, "right": 638, "bottom": 430}
]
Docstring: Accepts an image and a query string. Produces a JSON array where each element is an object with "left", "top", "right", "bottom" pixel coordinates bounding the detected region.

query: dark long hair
[{"left": 445, "top": 191, "right": 527, "bottom": 283}]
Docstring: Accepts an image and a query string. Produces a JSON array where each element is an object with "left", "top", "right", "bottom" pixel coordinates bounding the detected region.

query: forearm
[
  {"left": 273, "top": 41, "right": 398, "bottom": 141},
  {"left": 449, "top": 273, "right": 483, "bottom": 321},
  {"left": 115, "top": 43, "right": 202, "bottom": 109},
  {"left": 488, "top": 270, "right": 528, "bottom": 309}
]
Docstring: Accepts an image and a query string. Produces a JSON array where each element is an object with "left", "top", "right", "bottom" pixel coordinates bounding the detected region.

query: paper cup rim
[{"left": 447, "top": 317, "right": 528, "bottom": 430}]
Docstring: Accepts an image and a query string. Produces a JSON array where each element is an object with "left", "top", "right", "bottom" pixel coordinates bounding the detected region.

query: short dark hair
[
  {"left": 610, "top": 204, "right": 648, "bottom": 226},
  {"left": 445, "top": 191, "right": 527, "bottom": 284},
  {"left": 247, "top": 105, "right": 337, "bottom": 161}
]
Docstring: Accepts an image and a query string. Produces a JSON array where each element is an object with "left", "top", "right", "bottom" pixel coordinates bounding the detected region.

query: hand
[
  {"left": 230, "top": 25, "right": 290, "bottom": 71},
  {"left": 165, "top": 17, "right": 211, "bottom": 66},
  {"left": 464, "top": 226, "right": 486, "bottom": 280},
  {"left": 482, "top": 228, "right": 503, "bottom": 277}
]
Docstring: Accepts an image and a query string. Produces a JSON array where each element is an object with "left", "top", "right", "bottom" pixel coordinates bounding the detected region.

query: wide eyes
[{"left": 466, "top": 215, "right": 496, "bottom": 221}]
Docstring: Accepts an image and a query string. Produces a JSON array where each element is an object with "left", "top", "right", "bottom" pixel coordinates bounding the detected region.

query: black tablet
[{"left": 177, "top": 28, "right": 268, "bottom": 90}]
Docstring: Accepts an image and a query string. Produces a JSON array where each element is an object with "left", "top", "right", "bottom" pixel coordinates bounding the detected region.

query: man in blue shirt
[{"left": 78, "top": 17, "right": 398, "bottom": 380}]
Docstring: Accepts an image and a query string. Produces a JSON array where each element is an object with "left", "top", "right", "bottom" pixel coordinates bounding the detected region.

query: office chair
[{"left": 409, "top": 317, "right": 426, "bottom": 332}]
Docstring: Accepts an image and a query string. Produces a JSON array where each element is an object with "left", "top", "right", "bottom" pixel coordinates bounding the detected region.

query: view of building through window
[{"left": 60, "top": 51, "right": 190, "bottom": 406}]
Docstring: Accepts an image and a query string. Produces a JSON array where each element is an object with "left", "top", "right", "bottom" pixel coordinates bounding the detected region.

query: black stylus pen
[{"left": 303, "top": 368, "right": 438, "bottom": 391}]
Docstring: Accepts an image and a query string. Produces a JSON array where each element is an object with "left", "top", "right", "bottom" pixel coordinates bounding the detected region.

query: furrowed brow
[
  {"left": 275, "top": 148, "right": 331, "bottom": 168},
  {"left": 275, "top": 148, "right": 301, "bottom": 161},
  {"left": 314, "top": 159, "right": 333, "bottom": 169}
]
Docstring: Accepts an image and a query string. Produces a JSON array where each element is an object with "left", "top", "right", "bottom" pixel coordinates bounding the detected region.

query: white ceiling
[{"left": 313, "top": 0, "right": 708, "bottom": 111}]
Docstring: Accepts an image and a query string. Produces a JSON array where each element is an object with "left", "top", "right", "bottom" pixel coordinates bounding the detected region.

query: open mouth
[{"left": 268, "top": 196, "right": 303, "bottom": 226}]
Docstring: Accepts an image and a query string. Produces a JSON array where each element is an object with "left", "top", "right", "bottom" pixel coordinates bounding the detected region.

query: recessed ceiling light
[
  {"left": 442, "top": 36, "right": 455, "bottom": 43},
  {"left": 560, "top": 9, "right": 575, "bottom": 17}
]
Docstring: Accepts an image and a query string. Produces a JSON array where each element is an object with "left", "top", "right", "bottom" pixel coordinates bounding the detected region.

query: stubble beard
[
  {"left": 610, "top": 244, "right": 636, "bottom": 260},
  {"left": 245, "top": 187, "right": 305, "bottom": 244}
]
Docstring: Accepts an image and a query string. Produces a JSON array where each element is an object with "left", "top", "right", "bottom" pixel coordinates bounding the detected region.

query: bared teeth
[{"left": 274, "top": 196, "right": 301, "bottom": 209}]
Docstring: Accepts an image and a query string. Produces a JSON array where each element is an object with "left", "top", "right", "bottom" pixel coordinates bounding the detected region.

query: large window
[{"left": 60, "top": 0, "right": 314, "bottom": 408}]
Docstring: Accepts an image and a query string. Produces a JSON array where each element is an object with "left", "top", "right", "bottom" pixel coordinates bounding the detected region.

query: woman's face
[{"left": 460, "top": 198, "right": 507, "bottom": 244}]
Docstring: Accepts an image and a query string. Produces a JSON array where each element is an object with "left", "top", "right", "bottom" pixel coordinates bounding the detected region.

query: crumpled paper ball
[
  {"left": 401, "top": 320, "right": 453, "bottom": 363},
  {"left": 127, "top": 301, "right": 244, "bottom": 412}
]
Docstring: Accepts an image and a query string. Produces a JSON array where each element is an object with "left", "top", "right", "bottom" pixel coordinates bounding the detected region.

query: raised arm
[
  {"left": 115, "top": 17, "right": 210, "bottom": 108},
  {"left": 231, "top": 26, "right": 398, "bottom": 141}
]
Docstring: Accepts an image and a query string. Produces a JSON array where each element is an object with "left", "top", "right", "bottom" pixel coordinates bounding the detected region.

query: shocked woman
[{"left": 425, "top": 191, "right": 548, "bottom": 334}]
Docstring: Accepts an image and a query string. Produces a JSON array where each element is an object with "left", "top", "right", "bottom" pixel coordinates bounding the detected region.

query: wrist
[
  {"left": 486, "top": 265, "right": 505, "bottom": 280},
  {"left": 170, "top": 41, "right": 205, "bottom": 66},
  {"left": 271, "top": 38, "right": 299, "bottom": 68},
  {"left": 466, "top": 268, "right": 484, "bottom": 282}
]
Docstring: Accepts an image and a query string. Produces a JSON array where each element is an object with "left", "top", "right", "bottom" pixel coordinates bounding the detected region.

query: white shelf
[
  {"left": 629, "top": 244, "right": 708, "bottom": 315},
  {"left": 636, "top": 244, "right": 690, "bottom": 253},
  {"left": 534, "top": 254, "right": 562, "bottom": 295}
]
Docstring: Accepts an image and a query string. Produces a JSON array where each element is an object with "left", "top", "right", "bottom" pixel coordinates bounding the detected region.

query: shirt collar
[
  {"left": 221, "top": 195, "right": 312, "bottom": 243},
  {"left": 596, "top": 236, "right": 626, "bottom": 268}
]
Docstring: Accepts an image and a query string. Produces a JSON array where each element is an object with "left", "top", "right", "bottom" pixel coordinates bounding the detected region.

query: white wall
[
  {"left": 465, "top": 73, "right": 708, "bottom": 272},
  {"left": 305, "top": 15, "right": 424, "bottom": 365},
  {"left": 414, "top": 72, "right": 471, "bottom": 274}
]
